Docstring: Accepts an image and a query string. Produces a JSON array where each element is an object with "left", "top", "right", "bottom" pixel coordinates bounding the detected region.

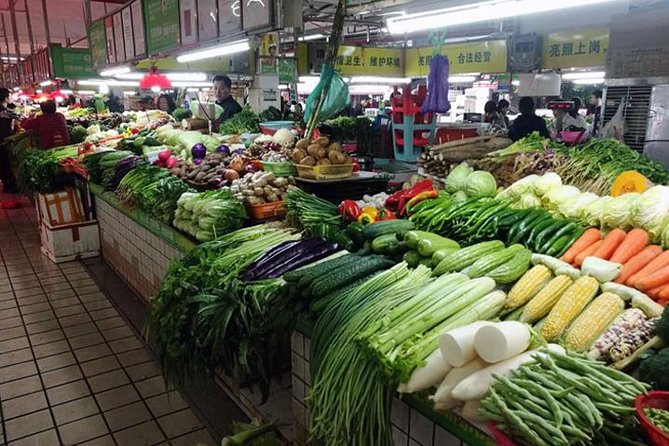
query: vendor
[
  {"left": 562, "top": 97, "right": 588, "bottom": 131},
  {"left": 21, "top": 100, "right": 70, "bottom": 150},
  {"left": 213, "top": 74, "right": 242, "bottom": 123},
  {"left": 497, "top": 99, "right": 510, "bottom": 127},
  {"left": 157, "top": 94, "right": 176, "bottom": 114},
  {"left": 508, "top": 97, "right": 550, "bottom": 141}
]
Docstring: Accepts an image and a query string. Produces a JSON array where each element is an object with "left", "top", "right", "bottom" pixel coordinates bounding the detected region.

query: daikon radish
[
  {"left": 433, "top": 400, "right": 458, "bottom": 411},
  {"left": 397, "top": 348, "right": 451, "bottom": 393},
  {"left": 461, "top": 400, "right": 485, "bottom": 423},
  {"left": 439, "top": 321, "right": 492, "bottom": 367},
  {"left": 451, "top": 344, "right": 565, "bottom": 402},
  {"left": 430, "top": 357, "right": 488, "bottom": 409},
  {"left": 474, "top": 321, "right": 531, "bottom": 363}
]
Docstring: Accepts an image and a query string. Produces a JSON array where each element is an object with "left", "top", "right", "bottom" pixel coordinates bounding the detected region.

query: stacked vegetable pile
[
  {"left": 16, "top": 144, "right": 79, "bottom": 193},
  {"left": 292, "top": 135, "right": 351, "bottom": 168},
  {"left": 284, "top": 187, "right": 345, "bottom": 241},
  {"left": 418, "top": 135, "right": 512, "bottom": 178},
  {"left": 173, "top": 189, "right": 246, "bottom": 242},
  {"left": 84, "top": 150, "right": 134, "bottom": 185},
  {"left": 443, "top": 163, "right": 498, "bottom": 202},
  {"left": 218, "top": 107, "right": 261, "bottom": 135},
  {"left": 230, "top": 172, "right": 294, "bottom": 206},
  {"left": 168, "top": 150, "right": 246, "bottom": 190}
]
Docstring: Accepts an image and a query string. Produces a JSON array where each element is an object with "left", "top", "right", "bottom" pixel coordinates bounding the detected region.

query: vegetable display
[
  {"left": 230, "top": 171, "right": 293, "bottom": 205},
  {"left": 173, "top": 189, "right": 247, "bottom": 241},
  {"left": 292, "top": 135, "right": 350, "bottom": 167}
]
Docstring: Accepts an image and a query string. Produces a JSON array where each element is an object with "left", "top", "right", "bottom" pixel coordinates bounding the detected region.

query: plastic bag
[
  {"left": 601, "top": 99, "right": 626, "bottom": 143},
  {"left": 421, "top": 55, "right": 451, "bottom": 113},
  {"left": 304, "top": 64, "right": 350, "bottom": 124}
]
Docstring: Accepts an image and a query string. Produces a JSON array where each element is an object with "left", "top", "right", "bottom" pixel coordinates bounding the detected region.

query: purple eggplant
[
  {"left": 233, "top": 148, "right": 246, "bottom": 156},
  {"left": 262, "top": 241, "right": 340, "bottom": 279},
  {"left": 242, "top": 240, "right": 302, "bottom": 280},
  {"left": 243, "top": 238, "right": 327, "bottom": 281}
]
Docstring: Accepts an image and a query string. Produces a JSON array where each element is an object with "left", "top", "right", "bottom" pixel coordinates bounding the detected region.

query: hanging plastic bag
[
  {"left": 421, "top": 54, "right": 451, "bottom": 114},
  {"left": 601, "top": 99, "right": 626, "bottom": 143},
  {"left": 304, "top": 64, "right": 350, "bottom": 124}
]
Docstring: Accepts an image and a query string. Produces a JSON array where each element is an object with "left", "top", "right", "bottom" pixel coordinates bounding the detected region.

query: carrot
[
  {"left": 647, "top": 285, "right": 666, "bottom": 300},
  {"left": 614, "top": 245, "right": 663, "bottom": 284},
  {"left": 574, "top": 240, "right": 604, "bottom": 267},
  {"left": 609, "top": 228, "right": 650, "bottom": 264},
  {"left": 635, "top": 264, "right": 669, "bottom": 291},
  {"left": 660, "top": 285, "right": 669, "bottom": 301},
  {"left": 560, "top": 228, "right": 601, "bottom": 264},
  {"left": 592, "top": 229, "right": 627, "bottom": 260},
  {"left": 626, "top": 249, "right": 669, "bottom": 287}
]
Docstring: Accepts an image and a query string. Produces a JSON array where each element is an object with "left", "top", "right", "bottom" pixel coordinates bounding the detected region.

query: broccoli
[
  {"left": 656, "top": 306, "right": 669, "bottom": 343},
  {"left": 639, "top": 347, "right": 669, "bottom": 390}
]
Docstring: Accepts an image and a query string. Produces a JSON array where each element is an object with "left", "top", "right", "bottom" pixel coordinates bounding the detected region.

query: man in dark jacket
[
  {"left": 213, "top": 75, "right": 242, "bottom": 124},
  {"left": 508, "top": 96, "right": 550, "bottom": 141}
]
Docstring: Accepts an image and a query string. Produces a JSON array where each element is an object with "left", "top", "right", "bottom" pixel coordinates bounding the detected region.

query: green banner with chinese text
[
  {"left": 88, "top": 20, "right": 107, "bottom": 69},
  {"left": 143, "top": 0, "right": 180, "bottom": 55},
  {"left": 51, "top": 45, "right": 95, "bottom": 79}
]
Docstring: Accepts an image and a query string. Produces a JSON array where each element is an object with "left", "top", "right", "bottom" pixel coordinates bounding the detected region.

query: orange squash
[{"left": 611, "top": 171, "right": 653, "bottom": 197}]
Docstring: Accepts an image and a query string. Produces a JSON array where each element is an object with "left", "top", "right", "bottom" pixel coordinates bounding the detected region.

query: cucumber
[
  {"left": 293, "top": 254, "right": 360, "bottom": 288},
  {"left": 403, "top": 250, "right": 422, "bottom": 268},
  {"left": 431, "top": 248, "right": 459, "bottom": 266},
  {"left": 416, "top": 236, "right": 459, "bottom": 257},
  {"left": 546, "top": 235, "right": 572, "bottom": 257},
  {"left": 433, "top": 241, "right": 505, "bottom": 276},
  {"left": 371, "top": 234, "right": 406, "bottom": 255},
  {"left": 533, "top": 220, "right": 569, "bottom": 251},
  {"left": 513, "top": 213, "right": 552, "bottom": 244},
  {"left": 526, "top": 218, "right": 558, "bottom": 248},
  {"left": 404, "top": 230, "right": 443, "bottom": 249},
  {"left": 542, "top": 222, "right": 579, "bottom": 252},
  {"left": 488, "top": 249, "right": 532, "bottom": 284},
  {"left": 361, "top": 220, "right": 414, "bottom": 241},
  {"left": 508, "top": 210, "right": 543, "bottom": 243},
  {"left": 468, "top": 244, "right": 525, "bottom": 278},
  {"left": 310, "top": 256, "right": 396, "bottom": 297}
]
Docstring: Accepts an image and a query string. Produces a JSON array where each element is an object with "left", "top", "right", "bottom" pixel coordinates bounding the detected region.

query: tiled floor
[{"left": 0, "top": 196, "right": 216, "bottom": 446}]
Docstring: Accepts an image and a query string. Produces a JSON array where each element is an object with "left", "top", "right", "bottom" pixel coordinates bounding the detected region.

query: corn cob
[
  {"left": 505, "top": 264, "right": 553, "bottom": 309},
  {"left": 563, "top": 292, "right": 625, "bottom": 352},
  {"left": 519, "top": 275, "right": 573, "bottom": 324},
  {"left": 540, "top": 275, "right": 599, "bottom": 341},
  {"left": 609, "top": 317, "right": 659, "bottom": 363},
  {"left": 587, "top": 308, "right": 648, "bottom": 361}
]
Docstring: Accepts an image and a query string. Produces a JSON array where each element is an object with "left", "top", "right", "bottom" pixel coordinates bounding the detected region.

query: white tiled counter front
[{"left": 291, "top": 331, "right": 494, "bottom": 446}]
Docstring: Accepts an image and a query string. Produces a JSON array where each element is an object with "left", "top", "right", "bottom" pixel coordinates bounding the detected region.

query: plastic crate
[
  {"left": 636, "top": 391, "right": 669, "bottom": 446},
  {"left": 262, "top": 161, "right": 297, "bottom": 177},
  {"left": 296, "top": 163, "right": 353, "bottom": 181},
  {"left": 246, "top": 201, "right": 286, "bottom": 221}
]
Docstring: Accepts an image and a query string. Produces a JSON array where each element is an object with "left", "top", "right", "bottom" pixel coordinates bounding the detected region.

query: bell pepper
[
  {"left": 377, "top": 209, "right": 396, "bottom": 220},
  {"left": 338, "top": 200, "right": 361, "bottom": 222},
  {"left": 357, "top": 206, "right": 379, "bottom": 225},
  {"left": 406, "top": 189, "right": 439, "bottom": 210}
]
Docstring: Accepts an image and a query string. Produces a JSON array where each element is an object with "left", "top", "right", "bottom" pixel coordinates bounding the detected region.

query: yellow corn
[
  {"left": 505, "top": 265, "right": 553, "bottom": 309},
  {"left": 541, "top": 275, "right": 600, "bottom": 341},
  {"left": 520, "top": 275, "right": 574, "bottom": 324},
  {"left": 563, "top": 292, "right": 625, "bottom": 352}
]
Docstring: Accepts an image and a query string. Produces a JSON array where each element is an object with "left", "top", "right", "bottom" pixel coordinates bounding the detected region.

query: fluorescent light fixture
[
  {"left": 123, "top": 91, "right": 135, "bottom": 96},
  {"left": 116, "top": 71, "right": 207, "bottom": 81},
  {"left": 571, "top": 78, "right": 605, "bottom": 85},
  {"left": 512, "top": 80, "right": 520, "bottom": 86},
  {"left": 350, "top": 76, "right": 411, "bottom": 84},
  {"left": 1, "top": 56, "right": 20, "bottom": 61},
  {"left": 298, "top": 33, "right": 326, "bottom": 41},
  {"left": 349, "top": 84, "right": 393, "bottom": 94},
  {"left": 176, "top": 39, "right": 249, "bottom": 63},
  {"left": 78, "top": 79, "right": 139, "bottom": 87},
  {"left": 150, "top": 86, "right": 161, "bottom": 93},
  {"left": 114, "top": 72, "right": 143, "bottom": 80},
  {"left": 171, "top": 81, "right": 212, "bottom": 88},
  {"left": 186, "top": 88, "right": 200, "bottom": 92},
  {"left": 75, "top": 90, "right": 95, "bottom": 95},
  {"left": 100, "top": 66, "right": 131, "bottom": 77},
  {"left": 449, "top": 76, "right": 477, "bottom": 83},
  {"left": 39, "top": 80, "right": 52, "bottom": 87},
  {"left": 387, "top": 0, "right": 617, "bottom": 34},
  {"left": 562, "top": 71, "right": 606, "bottom": 80}
]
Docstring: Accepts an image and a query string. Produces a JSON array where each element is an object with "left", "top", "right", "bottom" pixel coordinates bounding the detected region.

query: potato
[
  {"left": 316, "top": 158, "right": 331, "bottom": 166},
  {"left": 301, "top": 156, "right": 316, "bottom": 166},
  {"left": 316, "top": 147, "right": 327, "bottom": 159},
  {"left": 307, "top": 144, "right": 321, "bottom": 157},
  {"left": 327, "top": 142, "right": 343, "bottom": 153},
  {"left": 328, "top": 149, "right": 344, "bottom": 163},
  {"left": 292, "top": 148, "right": 307, "bottom": 163},
  {"left": 313, "top": 136, "right": 329, "bottom": 147},
  {"left": 296, "top": 139, "right": 310, "bottom": 150}
]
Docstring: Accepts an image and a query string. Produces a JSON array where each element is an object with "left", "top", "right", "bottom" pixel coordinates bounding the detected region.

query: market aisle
[{"left": 0, "top": 195, "right": 216, "bottom": 446}]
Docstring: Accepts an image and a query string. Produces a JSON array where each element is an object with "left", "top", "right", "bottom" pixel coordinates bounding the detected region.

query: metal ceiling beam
[
  {"left": 9, "top": 0, "right": 21, "bottom": 84},
  {"left": 41, "top": 0, "right": 51, "bottom": 46}
]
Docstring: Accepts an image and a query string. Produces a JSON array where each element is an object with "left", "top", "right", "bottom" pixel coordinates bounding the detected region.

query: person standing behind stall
[
  {"left": 589, "top": 89, "right": 603, "bottom": 137},
  {"left": 484, "top": 100, "right": 506, "bottom": 130},
  {"left": 21, "top": 100, "right": 70, "bottom": 150},
  {"left": 562, "top": 97, "right": 588, "bottom": 131},
  {"left": 497, "top": 99, "right": 510, "bottom": 127},
  {"left": 0, "top": 87, "right": 18, "bottom": 192},
  {"left": 212, "top": 75, "right": 242, "bottom": 123},
  {"left": 508, "top": 97, "right": 550, "bottom": 141},
  {"left": 157, "top": 94, "right": 176, "bottom": 114}
]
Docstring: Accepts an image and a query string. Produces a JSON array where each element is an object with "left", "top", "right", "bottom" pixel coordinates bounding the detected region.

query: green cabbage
[
  {"left": 464, "top": 170, "right": 497, "bottom": 198},
  {"left": 497, "top": 175, "right": 538, "bottom": 200},
  {"left": 542, "top": 185, "right": 581, "bottom": 211},
  {"left": 632, "top": 186, "right": 669, "bottom": 239},
  {"left": 533, "top": 172, "right": 562, "bottom": 197},
  {"left": 445, "top": 163, "right": 473, "bottom": 193},
  {"left": 452, "top": 190, "right": 469, "bottom": 203},
  {"left": 557, "top": 192, "right": 599, "bottom": 219},
  {"left": 660, "top": 216, "right": 669, "bottom": 249},
  {"left": 602, "top": 193, "right": 639, "bottom": 230},
  {"left": 519, "top": 193, "right": 542, "bottom": 209},
  {"left": 583, "top": 196, "right": 613, "bottom": 227}
]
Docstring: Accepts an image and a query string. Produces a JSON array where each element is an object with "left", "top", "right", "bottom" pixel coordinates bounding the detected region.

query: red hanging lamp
[{"left": 139, "top": 65, "right": 171, "bottom": 91}]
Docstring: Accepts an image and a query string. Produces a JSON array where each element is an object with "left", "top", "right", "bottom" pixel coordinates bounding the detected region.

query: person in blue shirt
[{"left": 508, "top": 97, "right": 550, "bottom": 141}]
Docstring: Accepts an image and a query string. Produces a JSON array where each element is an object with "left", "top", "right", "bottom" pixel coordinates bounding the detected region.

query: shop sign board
[
  {"left": 88, "top": 20, "right": 107, "bottom": 69},
  {"left": 198, "top": 0, "right": 218, "bottom": 42},
  {"left": 51, "top": 45, "right": 95, "bottom": 79},
  {"left": 334, "top": 46, "right": 404, "bottom": 77},
  {"left": 405, "top": 40, "right": 507, "bottom": 76},
  {"left": 218, "top": 0, "right": 241, "bottom": 35},
  {"left": 143, "top": 0, "right": 180, "bottom": 55},
  {"left": 278, "top": 58, "right": 296, "bottom": 83},
  {"left": 122, "top": 6, "right": 135, "bottom": 61},
  {"left": 104, "top": 16, "right": 116, "bottom": 63},
  {"left": 131, "top": 0, "right": 146, "bottom": 57},
  {"left": 180, "top": 0, "right": 198, "bottom": 46},
  {"left": 113, "top": 12, "right": 125, "bottom": 63},
  {"left": 542, "top": 27, "right": 609, "bottom": 69},
  {"left": 242, "top": 0, "right": 272, "bottom": 31}
]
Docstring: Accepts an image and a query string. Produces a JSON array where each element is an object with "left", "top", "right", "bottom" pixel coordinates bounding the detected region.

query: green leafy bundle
[
  {"left": 15, "top": 144, "right": 79, "bottom": 193},
  {"left": 218, "top": 107, "right": 261, "bottom": 135},
  {"left": 173, "top": 189, "right": 247, "bottom": 241}
]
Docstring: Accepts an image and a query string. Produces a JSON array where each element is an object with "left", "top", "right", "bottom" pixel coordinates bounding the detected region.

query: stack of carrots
[{"left": 561, "top": 227, "right": 669, "bottom": 305}]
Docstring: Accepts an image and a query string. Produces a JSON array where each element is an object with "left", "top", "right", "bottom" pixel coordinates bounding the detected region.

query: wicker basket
[
  {"left": 636, "top": 391, "right": 669, "bottom": 446},
  {"left": 246, "top": 200, "right": 286, "bottom": 221},
  {"left": 296, "top": 163, "right": 353, "bottom": 181},
  {"left": 262, "top": 161, "right": 297, "bottom": 177}
]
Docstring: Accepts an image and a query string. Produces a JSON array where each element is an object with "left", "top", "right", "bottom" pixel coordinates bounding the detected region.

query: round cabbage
[
  {"left": 452, "top": 190, "right": 469, "bottom": 203},
  {"left": 632, "top": 185, "right": 669, "bottom": 240},
  {"left": 533, "top": 172, "right": 562, "bottom": 197},
  {"left": 557, "top": 192, "right": 599, "bottom": 219},
  {"left": 583, "top": 196, "right": 613, "bottom": 228},
  {"left": 542, "top": 185, "right": 581, "bottom": 211},
  {"left": 445, "top": 163, "right": 473, "bottom": 193}
]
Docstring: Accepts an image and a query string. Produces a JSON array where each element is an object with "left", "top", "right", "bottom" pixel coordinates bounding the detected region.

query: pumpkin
[{"left": 611, "top": 171, "right": 653, "bottom": 196}]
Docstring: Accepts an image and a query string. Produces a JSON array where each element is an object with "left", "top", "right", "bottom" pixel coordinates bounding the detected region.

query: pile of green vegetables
[
  {"left": 284, "top": 187, "right": 351, "bottom": 245},
  {"left": 219, "top": 107, "right": 261, "bottom": 135},
  {"left": 85, "top": 150, "right": 134, "bottom": 184},
  {"left": 148, "top": 225, "right": 300, "bottom": 398},
  {"left": 487, "top": 131, "right": 553, "bottom": 160},
  {"left": 173, "top": 189, "right": 247, "bottom": 242},
  {"left": 15, "top": 144, "right": 79, "bottom": 193},
  {"left": 116, "top": 164, "right": 193, "bottom": 225},
  {"left": 323, "top": 116, "right": 373, "bottom": 141}
]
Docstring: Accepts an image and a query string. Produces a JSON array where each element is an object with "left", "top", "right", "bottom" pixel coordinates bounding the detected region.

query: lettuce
[
  {"left": 464, "top": 170, "right": 497, "bottom": 198},
  {"left": 557, "top": 192, "right": 599, "bottom": 219},
  {"left": 583, "top": 196, "right": 613, "bottom": 227},
  {"left": 632, "top": 185, "right": 669, "bottom": 239},
  {"left": 602, "top": 193, "right": 639, "bottom": 230},
  {"left": 445, "top": 163, "right": 473, "bottom": 193},
  {"left": 519, "top": 193, "right": 542, "bottom": 209},
  {"left": 533, "top": 172, "right": 562, "bottom": 197},
  {"left": 542, "top": 185, "right": 581, "bottom": 211},
  {"left": 497, "top": 175, "right": 538, "bottom": 200}
]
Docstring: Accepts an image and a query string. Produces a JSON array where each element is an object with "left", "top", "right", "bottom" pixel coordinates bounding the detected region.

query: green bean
[
  {"left": 490, "top": 389, "right": 548, "bottom": 446},
  {"left": 511, "top": 378, "right": 563, "bottom": 428},
  {"left": 565, "top": 393, "right": 597, "bottom": 428},
  {"left": 504, "top": 388, "right": 553, "bottom": 421}
]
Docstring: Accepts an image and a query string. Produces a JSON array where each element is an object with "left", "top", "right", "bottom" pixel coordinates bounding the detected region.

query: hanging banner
[
  {"left": 113, "top": 13, "right": 125, "bottom": 62},
  {"left": 543, "top": 27, "right": 609, "bottom": 69},
  {"left": 122, "top": 7, "right": 135, "bottom": 61},
  {"left": 88, "top": 20, "right": 107, "bottom": 69},
  {"left": 51, "top": 45, "right": 95, "bottom": 79},
  {"left": 218, "top": 0, "right": 241, "bottom": 35},
  {"left": 405, "top": 40, "right": 507, "bottom": 76},
  {"left": 259, "top": 32, "right": 279, "bottom": 74},
  {"left": 132, "top": 0, "right": 146, "bottom": 57},
  {"left": 104, "top": 16, "right": 116, "bottom": 63},
  {"left": 278, "top": 58, "right": 296, "bottom": 83},
  {"left": 198, "top": 0, "right": 218, "bottom": 42},
  {"left": 334, "top": 46, "right": 404, "bottom": 77},
  {"left": 180, "top": 0, "right": 197, "bottom": 46},
  {"left": 143, "top": 0, "right": 180, "bottom": 55}
]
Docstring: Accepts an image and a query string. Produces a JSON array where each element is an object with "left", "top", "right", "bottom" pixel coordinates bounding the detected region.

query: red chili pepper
[
  {"left": 386, "top": 179, "right": 434, "bottom": 216},
  {"left": 337, "top": 200, "right": 361, "bottom": 222}
]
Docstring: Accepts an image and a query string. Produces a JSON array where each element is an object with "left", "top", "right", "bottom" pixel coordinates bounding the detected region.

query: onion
[
  {"left": 216, "top": 144, "right": 230, "bottom": 155},
  {"left": 224, "top": 169, "right": 240, "bottom": 181},
  {"left": 191, "top": 143, "right": 207, "bottom": 159},
  {"left": 193, "top": 158, "right": 203, "bottom": 165}
]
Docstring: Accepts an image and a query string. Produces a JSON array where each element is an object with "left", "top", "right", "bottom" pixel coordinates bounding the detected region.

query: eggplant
[
  {"left": 243, "top": 238, "right": 326, "bottom": 281},
  {"left": 262, "top": 241, "right": 340, "bottom": 279},
  {"left": 242, "top": 240, "right": 302, "bottom": 280}
]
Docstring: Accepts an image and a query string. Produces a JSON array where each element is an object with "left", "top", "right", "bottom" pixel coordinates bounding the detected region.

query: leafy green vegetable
[
  {"left": 172, "top": 107, "right": 192, "bottom": 121},
  {"left": 218, "top": 107, "right": 261, "bottom": 135},
  {"left": 69, "top": 125, "right": 88, "bottom": 143},
  {"left": 173, "top": 189, "right": 247, "bottom": 241},
  {"left": 464, "top": 170, "right": 497, "bottom": 198},
  {"left": 444, "top": 163, "right": 472, "bottom": 193}
]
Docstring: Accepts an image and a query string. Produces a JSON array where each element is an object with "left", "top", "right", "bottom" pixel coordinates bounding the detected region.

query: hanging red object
[{"left": 139, "top": 65, "right": 171, "bottom": 90}]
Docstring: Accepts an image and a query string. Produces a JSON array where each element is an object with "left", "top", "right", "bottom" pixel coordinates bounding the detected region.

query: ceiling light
[
  {"left": 39, "top": 80, "right": 52, "bottom": 87},
  {"left": 123, "top": 91, "right": 135, "bottom": 96},
  {"left": 350, "top": 76, "right": 411, "bottom": 84},
  {"left": 449, "top": 76, "right": 477, "bottom": 83},
  {"left": 114, "top": 72, "right": 143, "bottom": 80},
  {"left": 512, "top": 80, "right": 520, "bottom": 86},
  {"left": 60, "top": 89, "right": 73, "bottom": 95},
  {"left": 99, "top": 84, "right": 110, "bottom": 95},
  {"left": 100, "top": 66, "right": 131, "bottom": 77},
  {"left": 75, "top": 90, "right": 95, "bottom": 95},
  {"left": 349, "top": 84, "right": 392, "bottom": 94},
  {"left": 166, "top": 72, "right": 207, "bottom": 81},
  {"left": 562, "top": 71, "right": 606, "bottom": 80},
  {"left": 571, "top": 78, "right": 606, "bottom": 85},
  {"left": 298, "top": 34, "right": 326, "bottom": 41},
  {"left": 186, "top": 88, "right": 200, "bottom": 92},
  {"left": 387, "top": 0, "right": 617, "bottom": 34},
  {"left": 176, "top": 39, "right": 249, "bottom": 63},
  {"left": 171, "top": 81, "right": 212, "bottom": 88}
]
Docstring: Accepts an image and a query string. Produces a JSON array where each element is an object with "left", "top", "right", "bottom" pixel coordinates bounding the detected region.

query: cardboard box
[
  {"left": 39, "top": 219, "right": 100, "bottom": 263},
  {"left": 37, "top": 188, "right": 85, "bottom": 226}
]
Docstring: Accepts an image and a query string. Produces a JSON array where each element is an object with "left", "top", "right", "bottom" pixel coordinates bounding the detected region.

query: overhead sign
[
  {"left": 122, "top": 7, "right": 135, "bottom": 61},
  {"left": 334, "top": 46, "right": 404, "bottom": 77},
  {"left": 543, "top": 27, "right": 609, "bottom": 69},
  {"left": 51, "top": 45, "right": 95, "bottom": 79},
  {"left": 143, "top": 0, "right": 180, "bottom": 55},
  {"left": 218, "top": 0, "right": 241, "bottom": 35},
  {"left": 88, "top": 20, "right": 107, "bottom": 69},
  {"left": 198, "top": 0, "right": 218, "bottom": 42},
  {"left": 131, "top": 0, "right": 146, "bottom": 57},
  {"left": 104, "top": 16, "right": 115, "bottom": 63},
  {"left": 180, "top": 0, "right": 197, "bottom": 46},
  {"left": 113, "top": 13, "right": 125, "bottom": 63},
  {"left": 405, "top": 40, "right": 507, "bottom": 76},
  {"left": 242, "top": 0, "right": 272, "bottom": 31}
]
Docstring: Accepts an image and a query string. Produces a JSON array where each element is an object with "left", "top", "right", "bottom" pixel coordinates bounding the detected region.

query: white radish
[
  {"left": 451, "top": 344, "right": 565, "bottom": 402},
  {"left": 474, "top": 321, "right": 531, "bottom": 363},
  {"left": 397, "top": 348, "right": 451, "bottom": 394},
  {"left": 460, "top": 400, "right": 485, "bottom": 423},
  {"left": 430, "top": 357, "right": 488, "bottom": 408},
  {"left": 439, "top": 321, "right": 492, "bottom": 367},
  {"left": 433, "top": 400, "right": 459, "bottom": 412}
]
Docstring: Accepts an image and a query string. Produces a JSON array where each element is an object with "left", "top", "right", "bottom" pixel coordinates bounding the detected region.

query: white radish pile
[
  {"left": 439, "top": 321, "right": 492, "bottom": 367},
  {"left": 398, "top": 348, "right": 451, "bottom": 394},
  {"left": 473, "top": 321, "right": 531, "bottom": 363}
]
